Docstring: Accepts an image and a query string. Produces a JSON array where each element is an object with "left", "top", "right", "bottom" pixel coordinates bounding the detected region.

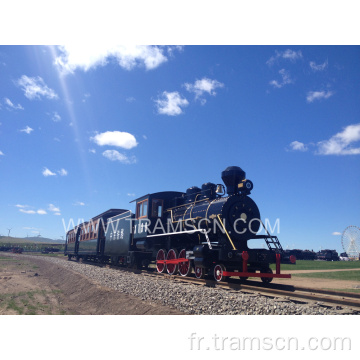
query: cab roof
[{"left": 129, "top": 191, "right": 184, "bottom": 203}]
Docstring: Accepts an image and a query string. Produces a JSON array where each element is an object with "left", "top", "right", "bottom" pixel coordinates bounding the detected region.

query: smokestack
[{"left": 221, "top": 166, "right": 246, "bottom": 195}]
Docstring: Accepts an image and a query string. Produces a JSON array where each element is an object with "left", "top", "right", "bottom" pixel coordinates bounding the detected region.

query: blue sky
[{"left": 0, "top": 45, "right": 359, "bottom": 253}]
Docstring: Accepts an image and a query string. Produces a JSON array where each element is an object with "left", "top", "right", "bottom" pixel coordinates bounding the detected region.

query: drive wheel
[
  {"left": 260, "top": 267, "right": 273, "bottom": 283},
  {"left": 178, "top": 249, "right": 191, "bottom": 277},
  {"left": 213, "top": 264, "right": 227, "bottom": 282},
  {"left": 156, "top": 249, "right": 167, "bottom": 273},
  {"left": 194, "top": 266, "right": 205, "bottom": 279},
  {"left": 166, "top": 249, "right": 178, "bottom": 275}
]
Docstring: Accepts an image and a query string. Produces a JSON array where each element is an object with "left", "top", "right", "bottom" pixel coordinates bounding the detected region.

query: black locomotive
[{"left": 65, "top": 166, "right": 295, "bottom": 282}]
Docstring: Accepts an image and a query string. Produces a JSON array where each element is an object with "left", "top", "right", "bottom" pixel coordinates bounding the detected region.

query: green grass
[
  {"left": 0, "top": 256, "right": 17, "bottom": 261},
  {"left": 0, "top": 290, "right": 65, "bottom": 315},
  {"left": 293, "top": 270, "right": 360, "bottom": 281},
  {"left": 325, "top": 288, "right": 360, "bottom": 294},
  {"left": 270, "top": 260, "right": 360, "bottom": 271},
  {"left": 33, "top": 253, "right": 64, "bottom": 258}
]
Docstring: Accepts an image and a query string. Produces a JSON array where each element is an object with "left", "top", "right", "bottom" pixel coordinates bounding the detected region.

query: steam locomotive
[{"left": 65, "top": 166, "right": 295, "bottom": 282}]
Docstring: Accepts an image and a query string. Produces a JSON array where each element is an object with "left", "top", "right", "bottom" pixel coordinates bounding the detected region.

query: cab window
[
  {"left": 136, "top": 199, "right": 148, "bottom": 219},
  {"left": 151, "top": 199, "right": 163, "bottom": 217}
]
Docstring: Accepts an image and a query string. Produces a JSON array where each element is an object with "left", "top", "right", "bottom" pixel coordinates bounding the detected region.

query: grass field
[
  {"left": 0, "top": 256, "right": 17, "bottom": 261},
  {"left": 328, "top": 288, "right": 360, "bottom": 294},
  {"left": 0, "top": 236, "right": 64, "bottom": 244},
  {"left": 0, "top": 290, "right": 66, "bottom": 315},
  {"left": 32, "top": 253, "right": 65, "bottom": 258},
  {"left": 270, "top": 260, "right": 360, "bottom": 271},
  {"left": 293, "top": 270, "right": 360, "bottom": 281}
]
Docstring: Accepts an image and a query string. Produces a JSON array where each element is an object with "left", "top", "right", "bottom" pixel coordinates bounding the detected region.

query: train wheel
[
  {"left": 260, "top": 267, "right": 273, "bottom": 283},
  {"left": 178, "top": 249, "right": 191, "bottom": 277},
  {"left": 194, "top": 266, "right": 205, "bottom": 279},
  {"left": 213, "top": 264, "right": 227, "bottom": 282},
  {"left": 156, "top": 249, "right": 167, "bottom": 273},
  {"left": 166, "top": 249, "right": 178, "bottom": 275}
]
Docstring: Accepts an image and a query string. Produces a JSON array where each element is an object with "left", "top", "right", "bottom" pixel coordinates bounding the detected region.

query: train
[
  {"left": 65, "top": 166, "right": 296, "bottom": 282},
  {"left": 316, "top": 249, "right": 339, "bottom": 261}
]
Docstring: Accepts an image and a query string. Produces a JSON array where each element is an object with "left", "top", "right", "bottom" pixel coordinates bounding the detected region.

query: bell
[{"left": 216, "top": 184, "right": 224, "bottom": 194}]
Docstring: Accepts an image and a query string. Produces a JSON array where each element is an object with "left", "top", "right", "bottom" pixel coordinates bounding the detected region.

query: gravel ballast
[{"left": 7, "top": 254, "right": 360, "bottom": 315}]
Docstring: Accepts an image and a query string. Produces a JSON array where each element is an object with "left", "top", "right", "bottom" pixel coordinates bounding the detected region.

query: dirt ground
[{"left": 0, "top": 255, "right": 183, "bottom": 315}]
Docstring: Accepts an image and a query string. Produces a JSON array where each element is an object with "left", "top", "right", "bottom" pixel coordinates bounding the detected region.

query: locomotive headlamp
[{"left": 238, "top": 179, "right": 253, "bottom": 194}]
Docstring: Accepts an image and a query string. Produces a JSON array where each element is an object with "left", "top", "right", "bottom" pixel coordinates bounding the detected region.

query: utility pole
[{"left": 7, "top": 228, "right": 12, "bottom": 237}]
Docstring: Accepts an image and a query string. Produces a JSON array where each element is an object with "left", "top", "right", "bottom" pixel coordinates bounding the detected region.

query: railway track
[
  {"left": 76, "top": 258, "right": 360, "bottom": 313},
  {"left": 141, "top": 269, "right": 360, "bottom": 312}
]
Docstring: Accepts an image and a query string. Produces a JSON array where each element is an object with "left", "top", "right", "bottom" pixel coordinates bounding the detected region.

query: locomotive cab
[{"left": 132, "top": 191, "right": 185, "bottom": 240}]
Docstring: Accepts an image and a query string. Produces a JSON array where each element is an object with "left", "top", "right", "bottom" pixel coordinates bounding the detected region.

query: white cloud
[
  {"left": 54, "top": 45, "right": 170, "bottom": 74},
  {"left": 17, "top": 75, "right": 58, "bottom": 100},
  {"left": 0, "top": 150, "right": 4, "bottom": 156},
  {"left": 126, "top": 97, "right": 135, "bottom": 103},
  {"left": 91, "top": 131, "right": 138, "bottom": 149},
  {"left": 266, "top": 49, "right": 303, "bottom": 66},
  {"left": 317, "top": 123, "right": 360, "bottom": 155},
  {"left": 89, "top": 149, "right": 96, "bottom": 154},
  {"left": 288, "top": 141, "right": 308, "bottom": 152},
  {"left": 20, "top": 126, "right": 34, "bottom": 134},
  {"left": 102, "top": 150, "right": 136, "bottom": 164},
  {"left": 19, "top": 209, "right": 36, "bottom": 214},
  {"left": 269, "top": 69, "right": 293, "bottom": 88},
  {"left": 155, "top": 91, "right": 189, "bottom": 116},
  {"left": 306, "top": 90, "right": 334, "bottom": 103},
  {"left": 74, "top": 201, "right": 85, "bottom": 206},
  {"left": 42, "top": 167, "right": 56, "bottom": 176},
  {"left": 58, "top": 168, "right": 68, "bottom": 176},
  {"left": 4, "top": 97, "right": 24, "bottom": 110},
  {"left": 54, "top": 212, "right": 61, "bottom": 216},
  {"left": 127, "top": 193, "right": 135, "bottom": 197},
  {"left": 82, "top": 93, "right": 91, "bottom": 102},
  {"left": 15, "top": 204, "right": 28, "bottom": 208},
  {"left": 48, "top": 204, "right": 60, "bottom": 212},
  {"left": 18, "top": 204, "right": 47, "bottom": 215},
  {"left": 184, "top": 77, "right": 224, "bottom": 103},
  {"left": 332, "top": 232, "right": 342, "bottom": 236},
  {"left": 52, "top": 112, "right": 61, "bottom": 122},
  {"left": 166, "top": 46, "right": 184, "bottom": 57},
  {"left": 309, "top": 60, "right": 328, "bottom": 71}
]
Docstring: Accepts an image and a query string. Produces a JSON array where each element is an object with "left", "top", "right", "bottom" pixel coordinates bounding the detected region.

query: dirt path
[
  {"left": 0, "top": 255, "right": 183, "bottom": 315},
  {"left": 273, "top": 276, "right": 360, "bottom": 290}
]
